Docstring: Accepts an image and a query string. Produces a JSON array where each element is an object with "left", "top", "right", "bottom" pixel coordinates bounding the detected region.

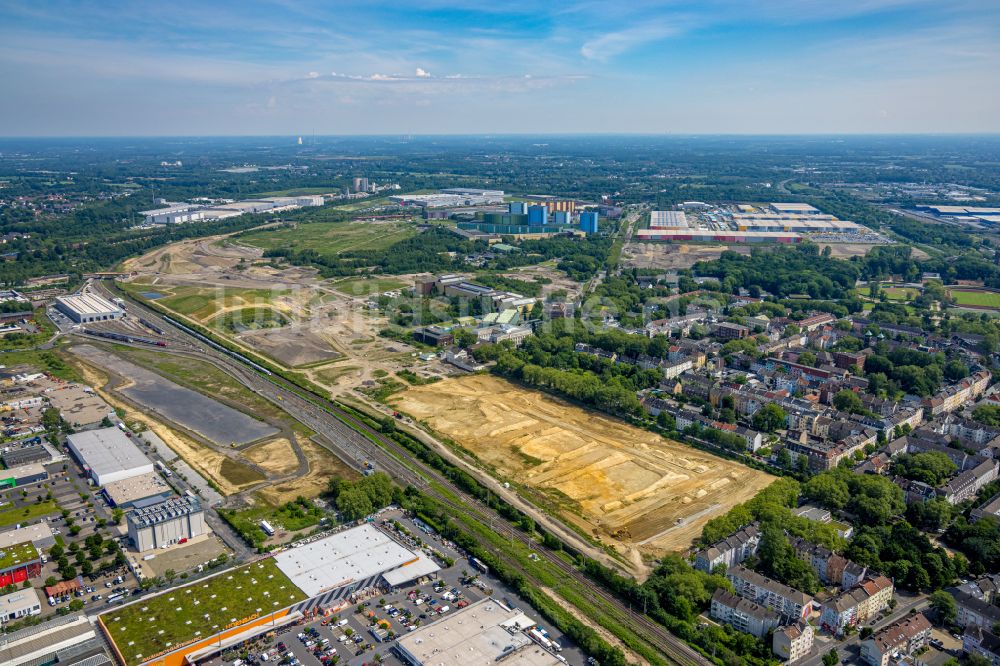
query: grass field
[
  {"left": 330, "top": 276, "right": 407, "bottom": 296},
  {"left": 157, "top": 286, "right": 290, "bottom": 321},
  {"left": 209, "top": 306, "right": 289, "bottom": 333},
  {"left": 883, "top": 287, "right": 919, "bottom": 302},
  {"left": 0, "top": 348, "right": 81, "bottom": 381},
  {"left": 0, "top": 499, "right": 59, "bottom": 528},
  {"left": 221, "top": 498, "right": 325, "bottom": 546},
  {"left": 950, "top": 289, "right": 1000, "bottom": 308},
  {"left": 102, "top": 558, "right": 306, "bottom": 666},
  {"left": 239, "top": 219, "right": 416, "bottom": 259}
]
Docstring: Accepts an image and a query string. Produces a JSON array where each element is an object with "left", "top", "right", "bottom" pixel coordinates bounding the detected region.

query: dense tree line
[
  {"left": 691, "top": 243, "right": 861, "bottom": 299},
  {"left": 326, "top": 472, "right": 399, "bottom": 520},
  {"left": 473, "top": 320, "right": 667, "bottom": 416}
]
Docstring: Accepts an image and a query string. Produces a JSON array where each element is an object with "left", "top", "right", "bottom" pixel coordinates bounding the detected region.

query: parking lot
[
  {"left": 201, "top": 511, "right": 585, "bottom": 666},
  {"left": 2, "top": 457, "right": 141, "bottom": 617}
]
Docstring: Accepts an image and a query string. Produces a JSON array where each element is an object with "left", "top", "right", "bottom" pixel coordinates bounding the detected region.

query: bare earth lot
[
  {"left": 122, "top": 234, "right": 419, "bottom": 393},
  {"left": 391, "top": 375, "right": 775, "bottom": 559},
  {"left": 622, "top": 242, "right": 750, "bottom": 271}
]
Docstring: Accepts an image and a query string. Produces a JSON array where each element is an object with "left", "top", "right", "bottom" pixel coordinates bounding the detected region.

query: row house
[
  {"left": 710, "top": 589, "right": 781, "bottom": 638},
  {"left": 680, "top": 374, "right": 716, "bottom": 402},
  {"left": 727, "top": 564, "right": 813, "bottom": 622},
  {"left": 819, "top": 575, "right": 894, "bottom": 635},
  {"left": 900, "top": 432, "right": 987, "bottom": 472},
  {"left": 788, "top": 536, "right": 866, "bottom": 587},
  {"left": 940, "top": 458, "right": 999, "bottom": 504},
  {"left": 924, "top": 370, "right": 991, "bottom": 416},
  {"left": 860, "top": 613, "right": 932, "bottom": 666},
  {"left": 894, "top": 476, "right": 940, "bottom": 504},
  {"left": 972, "top": 493, "right": 1000, "bottom": 522},
  {"left": 693, "top": 523, "right": 761, "bottom": 573},
  {"left": 954, "top": 575, "right": 1000, "bottom": 604},
  {"left": 797, "top": 312, "right": 837, "bottom": 332}
]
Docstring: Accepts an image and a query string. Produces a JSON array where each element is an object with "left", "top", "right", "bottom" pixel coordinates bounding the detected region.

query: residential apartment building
[
  {"left": 693, "top": 524, "right": 761, "bottom": 573},
  {"left": 953, "top": 589, "right": 1000, "bottom": 630},
  {"left": 820, "top": 576, "right": 894, "bottom": 635},
  {"left": 860, "top": 614, "right": 932, "bottom": 666},
  {"left": 923, "top": 370, "right": 991, "bottom": 416},
  {"left": 963, "top": 626, "right": 1000, "bottom": 666},
  {"left": 940, "top": 459, "right": 999, "bottom": 504},
  {"left": 710, "top": 589, "right": 781, "bottom": 638},
  {"left": 773, "top": 623, "right": 813, "bottom": 663},
  {"left": 727, "top": 565, "right": 813, "bottom": 621}
]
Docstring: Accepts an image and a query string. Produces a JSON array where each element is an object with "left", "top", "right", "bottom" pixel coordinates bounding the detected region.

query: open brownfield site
[{"left": 391, "top": 375, "right": 775, "bottom": 559}]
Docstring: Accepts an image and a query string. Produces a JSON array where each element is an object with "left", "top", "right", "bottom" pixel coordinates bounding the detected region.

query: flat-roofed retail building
[
  {"left": 0, "top": 462, "right": 48, "bottom": 486},
  {"left": 54, "top": 294, "right": 124, "bottom": 323},
  {"left": 396, "top": 598, "right": 561, "bottom": 666},
  {"left": 66, "top": 427, "right": 153, "bottom": 486},
  {"left": 274, "top": 523, "right": 425, "bottom": 597},
  {"left": 0, "top": 523, "right": 55, "bottom": 550},
  {"left": 103, "top": 471, "right": 173, "bottom": 509},
  {"left": 0, "top": 588, "right": 42, "bottom": 623},
  {"left": 47, "top": 384, "right": 115, "bottom": 429}
]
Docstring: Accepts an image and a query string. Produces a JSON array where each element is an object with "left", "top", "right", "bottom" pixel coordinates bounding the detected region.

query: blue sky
[{"left": 1, "top": 0, "right": 998, "bottom": 135}]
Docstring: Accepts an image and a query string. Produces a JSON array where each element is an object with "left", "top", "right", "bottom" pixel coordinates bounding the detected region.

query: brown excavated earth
[{"left": 390, "top": 375, "right": 775, "bottom": 558}]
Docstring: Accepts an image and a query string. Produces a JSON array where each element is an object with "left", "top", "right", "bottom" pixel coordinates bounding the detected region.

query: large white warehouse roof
[
  {"left": 66, "top": 427, "right": 153, "bottom": 486},
  {"left": 273, "top": 524, "right": 420, "bottom": 597}
]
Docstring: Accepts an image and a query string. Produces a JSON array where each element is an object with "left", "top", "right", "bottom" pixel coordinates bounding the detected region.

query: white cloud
[
  {"left": 307, "top": 71, "right": 320, "bottom": 78},
  {"left": 580, "top": 21, "right": 688, "bottom": 61},
  {"left": 415, "top": 67, "right": 431, "bottom": 77}
]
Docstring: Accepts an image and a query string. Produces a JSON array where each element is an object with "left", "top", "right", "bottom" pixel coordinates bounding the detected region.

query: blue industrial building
[
  {"left": 509, "top": 202, "right": 528, "bottom": 215},
  {"left": 579, "top": 211, "right": 599, "bottom": 233},
  {"left": 528, "top": 205, "right": 549, "bottom": 226},
  {"left": 553, "top": 210, "right": 570, "bottom": 225}
]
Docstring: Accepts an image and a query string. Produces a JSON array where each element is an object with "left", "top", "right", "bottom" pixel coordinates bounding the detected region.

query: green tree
[
  {"left": 336, "top": 485, "right": 374, "bottom": 521},
  {"left": 894, "top": 452, "right": 958, "bottom": 486},
  {"left": 972, "top": 405, "right": 1000, "bottom": 427},
  {"left": 930, "top": 590, "right": 957, "bottom": 625},
  {"left": 833, "top": 389, "right": 864, "bottom": 414},
  {"left": 822, "top": 648, "right": 840, "bottom": 666},
  {"left": 752, "top": 404, "right": 787, "bottom": 433}
]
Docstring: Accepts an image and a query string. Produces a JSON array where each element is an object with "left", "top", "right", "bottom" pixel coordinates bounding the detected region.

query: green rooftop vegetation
[
  {"left": 102, "top": 558, "right": 305, "bottom": 666},
  {"left": 0, "top": 540, "right": 39, "bottom": 570}
]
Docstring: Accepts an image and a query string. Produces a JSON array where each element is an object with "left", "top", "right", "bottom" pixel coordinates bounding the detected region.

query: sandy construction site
[
  {"left": 121, "top": 233, "right": 423, "bottom": 392},
  {"left": 391, "top": 375, "right": 775, "bottom": 559}
]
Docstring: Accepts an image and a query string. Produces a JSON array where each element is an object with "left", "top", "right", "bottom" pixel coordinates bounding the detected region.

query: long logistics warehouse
[
  {"left": 99, "top": 523, "right": 439, "bottom": 666},
  {"left": 54, "top": 293, "right": 125, "bottom": 323}
]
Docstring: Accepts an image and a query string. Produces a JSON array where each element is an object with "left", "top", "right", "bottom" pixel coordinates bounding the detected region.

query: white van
[{"left": 337, "top": 619, "right": 349, "bottom": 627}]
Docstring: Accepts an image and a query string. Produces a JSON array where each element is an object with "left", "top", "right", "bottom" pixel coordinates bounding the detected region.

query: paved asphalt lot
[{"left": 202, "top": 512, "right": 585, "bottom": 666}]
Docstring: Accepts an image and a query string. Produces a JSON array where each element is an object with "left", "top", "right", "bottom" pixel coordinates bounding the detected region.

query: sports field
[
  {"left": 390, "top": 375, "right": 775, "bottom": 558},
  {"left": 950, "top": 289, "right": 1000, "bottom": 308}
]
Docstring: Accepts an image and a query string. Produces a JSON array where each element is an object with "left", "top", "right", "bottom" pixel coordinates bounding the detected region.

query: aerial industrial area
[{"left": 1, "top": 133, "right": 1000, "bottom": 666}]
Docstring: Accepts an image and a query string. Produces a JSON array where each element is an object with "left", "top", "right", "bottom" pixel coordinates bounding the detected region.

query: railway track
[{"left": 99, "top": 284, "right": 709, "bottom": 666}]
